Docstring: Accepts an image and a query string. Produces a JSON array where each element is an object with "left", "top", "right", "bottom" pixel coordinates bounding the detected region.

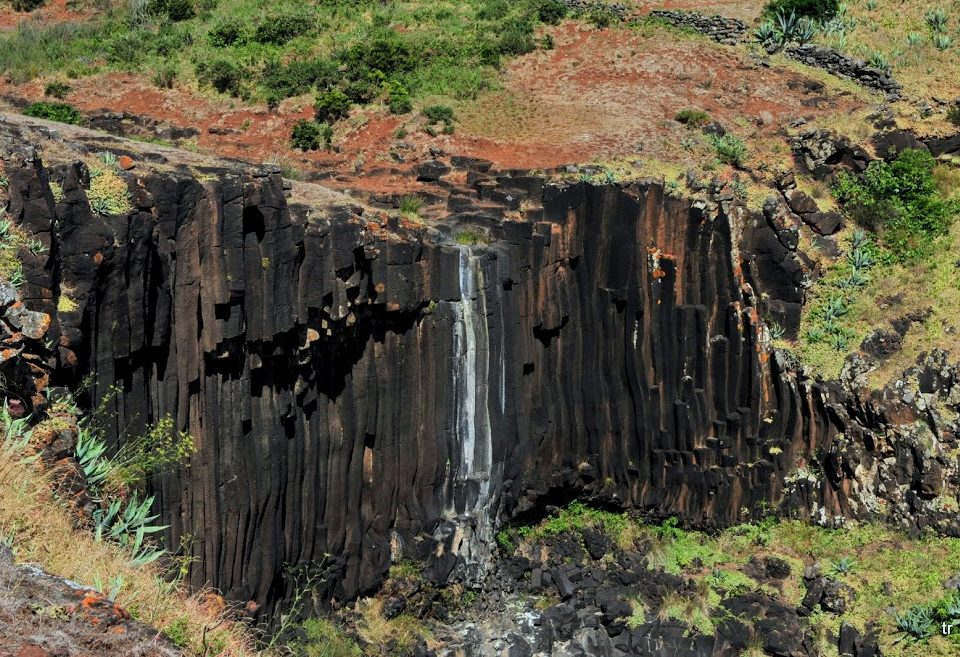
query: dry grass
[
  {"left": 814, "top": 0, "right": 960, "bottom": 104},
  {"left": 0, "top": 420, "right": 259, "bottom": 657},
  {"left": 354, "top": 598, "right": 432, "bottom": 653}
]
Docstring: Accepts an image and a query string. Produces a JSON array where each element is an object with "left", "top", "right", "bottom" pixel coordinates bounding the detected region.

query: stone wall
[
  {"left": 648, "top": 10, "right": 747, "bottom": 45},
  {"left": 786, "top": 44, "right": 902, "bottom": 99}
]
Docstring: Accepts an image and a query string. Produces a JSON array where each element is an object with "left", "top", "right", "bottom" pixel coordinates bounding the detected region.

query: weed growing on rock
[
  {"left": 87, "top": 166, "right": 132, "bottom": 216},
  {"left": 398, "top": 195, "right": 424, "bottom": 217},
  {"left": 455, "top": 229, "right": 489, "bottom": 246}
]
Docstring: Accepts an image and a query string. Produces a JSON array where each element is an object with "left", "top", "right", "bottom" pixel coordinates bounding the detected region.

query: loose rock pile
[
  {"left": 648, "top": 10, "right": 748, "bottom": 45},
  {"left": 786, "top": 44, "right": 902, "bottom": 99}
]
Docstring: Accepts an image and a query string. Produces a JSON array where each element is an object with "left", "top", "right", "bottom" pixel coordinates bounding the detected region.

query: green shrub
[
  {"left": 11, "top": 0, "right": 45, "bottom": 11},
  {"left": 197, "top": 58, "right": 243, "bottom": 96},
  {"left": 254, "top": 12, "right": 314, "bottom": 45},
  {"left": 833, "top": 148, "right": 958, "bottom": 261},
  {"left": 340, "top": 34, "right": 417, "bottom": 76},
  {"left": 675, "top": 108, "right": 711, "bottom": 128},
  {"left": 763, "top": 0, "right": 839, "bottom": 20},
  {"left": 422, "top": 104, "right": 454, "bottom": 125},
  {"left": 147, "top": 0, "right": 195, "bottom": 22},
  {"left": 207, "top": 19, "right": 248, "bottom": 47},
  {"left": 386, "top": 80, "right": 412, "bottom": 114},
  {"left": 707, "top": 133, "right": 748, "bottom": 167},
  {"left": 314, "top": 89, "right": 352, "bottom": 122},
  {"left": 535, "top": 0, "right": 568, "bottom": 25},
  {"left": 498, "top": 18, "right": 536, "bottom": 55},
  {"left": 291, "top": 618, "right": 362, "bottom": 657},
  {"left": 291, "top": 120, "right": 332, "bottom": 151},
  {"left": 152, "top": 64, "right": 177, "bottom": 89},
  {"left": 23, "top": 101, "right": 84, "bottom": 125},
  {"left": 577, "top": 4, "right": 620, "bottom": 28},
  {"left": 44, "top": 80, "right": 71, "bottom": 99},
  {"left": 262, "top": 58, "right": 338, "bottom": 103}
]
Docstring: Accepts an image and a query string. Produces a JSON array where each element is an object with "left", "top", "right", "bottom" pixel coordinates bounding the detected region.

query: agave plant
[
  {"left": 839, "top": 269, "right": 868, "bottom": 290},
  {"left": 934, "top": 34, "right": 953, "bottom": 51},
  {"left": 74, "top": 424, "right": 112, "bottom": 492},
  {"left": 851, "top": 228, "right": 869, "bottom": 250},
  {"left": 823, "top": 295, "right": 849, "bottom": 320},
  {"left": 925, "top": 8, "right": 949, "bottom": 33},
  {"left": 830, "top": 333, "right": 849, "bottom": 351},
  {"left": 774, "top": 9, "right": 802, "bottom": 45},
  {"left": 754, "top": 20, "right": 777, "bottom": 45},
  {"left": 895, "top": 604, "right": 935, "bottom": 642},
  {"left": 849, "top": 247, "right": 875, "bottom": 270},
  {"left": 0, "top": 402, "right": 36, "bottom": 463},
  {"left": 830, "top": 556, "right": 856, "bottom": 575},
  {"left": 806, "top": 327, "right": 826, "bottom": 344},
  {"left": 867, "top": 51, "right": 890, "bottom": 72},
  {"left": 941, "top": 591, "right": 960, "bottom": 620},
  {"left": 98, "top": 151, "right": 119, "bottom": 168},
  {"left": 907, "top": 32, "right": 924, "bottom": 47},
  {"left": 795, "top": 18, "right": 817, "bottom": 46}
]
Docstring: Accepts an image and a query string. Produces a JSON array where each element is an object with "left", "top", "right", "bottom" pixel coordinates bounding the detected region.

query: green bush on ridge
[
  {"left": 23, "top": 101, "right": 84, "bottom": 125},
  {"left": 833, "top": 148, "right": 959, "bottom": 262}
]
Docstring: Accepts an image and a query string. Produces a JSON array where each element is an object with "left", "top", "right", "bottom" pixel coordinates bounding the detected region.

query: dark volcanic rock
[{"left": 3, "top": 116, "right": 959, "bottom": 624}]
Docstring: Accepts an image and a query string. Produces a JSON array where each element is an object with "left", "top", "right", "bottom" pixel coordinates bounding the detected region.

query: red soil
[
  {"left": 0, "top": 20, "right": 862, "bottom": 190},
  {"left": 0, "top": 0, "right": 96, "bottom": 30}
]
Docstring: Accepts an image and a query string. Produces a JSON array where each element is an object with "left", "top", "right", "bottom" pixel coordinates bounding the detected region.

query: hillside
[{"left": 0, "top": 0, "right": 957, "bottom": 656}]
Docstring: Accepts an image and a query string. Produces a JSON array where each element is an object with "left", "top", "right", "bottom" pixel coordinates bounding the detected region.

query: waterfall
[
  {"left": 438, "top": 248, "right": 497, "bottom": 573},
  {"left": 453, "top": 248, "right": 492, "bottom": 511}
]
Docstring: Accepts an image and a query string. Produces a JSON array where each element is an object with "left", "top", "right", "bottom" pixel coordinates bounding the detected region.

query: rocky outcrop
[
  {"left": 648, "top": 10, "right": 747, "bottom": 45},
  {"left": 785, "top": 45, "right": 902, "bottom": 100},
  {"left": 0, "top": 545, "right": 182, "bottom": 656},
  {"left": 2, "top": 115, "right": 959, "bottom": 622}
]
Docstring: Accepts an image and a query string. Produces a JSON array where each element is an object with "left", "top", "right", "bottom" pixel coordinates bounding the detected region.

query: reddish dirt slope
[{"left": 0, "top": 20, "right": 861, "bottom": 190}]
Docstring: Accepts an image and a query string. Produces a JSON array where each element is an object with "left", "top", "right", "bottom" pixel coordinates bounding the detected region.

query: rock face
[
  {"left": 0, "top": 545, "right": 182, "bottom": 656},
  {"left": 1, "top": 118, "right": 958, "bottom": 619}
]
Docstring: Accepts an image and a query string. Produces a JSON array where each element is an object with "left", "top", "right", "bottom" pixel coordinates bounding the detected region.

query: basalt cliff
[{"left": 4, "top": 114, "right": 958, "bottom": 629}]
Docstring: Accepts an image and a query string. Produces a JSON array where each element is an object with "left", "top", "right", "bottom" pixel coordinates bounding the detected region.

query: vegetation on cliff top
[{"left": 795, "top": 150, "right": 960, "bottom": 379}]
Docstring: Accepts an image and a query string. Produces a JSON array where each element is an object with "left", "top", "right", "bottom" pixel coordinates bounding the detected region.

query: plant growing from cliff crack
[
  {"left": 0, "top": 403, "right": 36, "bottom": 467},
  {"left": 398, "top": 194, "right": 424, "bottom": 216},
  {"left": 86, "top": 166, "right": 132, "bottom": 216}
]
